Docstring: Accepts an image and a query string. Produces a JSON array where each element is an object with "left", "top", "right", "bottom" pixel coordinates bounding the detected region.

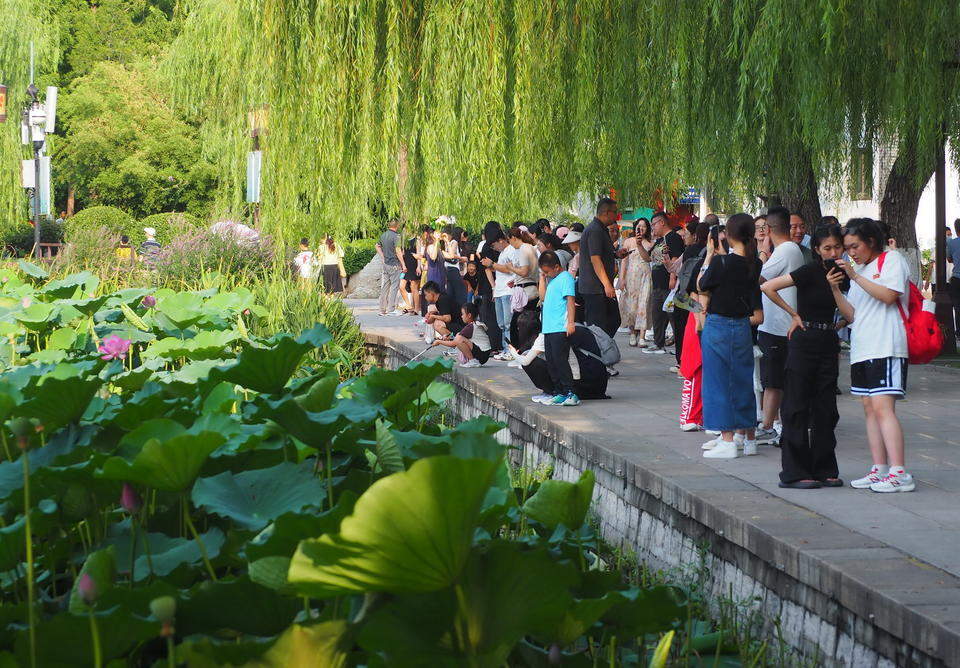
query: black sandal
[
  {"left": 819, "top": 478, "right": 844, "bottom": 488},
  {"left": 778, "top": 480, "right": 822, "bottom": 489}
]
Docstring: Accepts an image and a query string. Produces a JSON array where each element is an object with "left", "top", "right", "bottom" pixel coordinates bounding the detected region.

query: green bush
[
  {"left": 139, "top": 212, "right": 203, "bottom": 246},
  {"left": 66, "top": 205, "right": 135, "bottom": 240},
  {"left": 0, "top": 220, "right": 65, "bottom": 257},
  {"left": 342, "top": 238, "right": 378, "bottom": 275}
]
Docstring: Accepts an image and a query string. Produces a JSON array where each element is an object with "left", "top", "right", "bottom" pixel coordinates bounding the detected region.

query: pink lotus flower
[
  {"left": 121, "top": 483, "right": 142, "bottom": 514},
  {"left": 20, "top": 297, "right": 31, "bottom": 308},
  {"left": 141, "top": 295, "right": 157, "bottom": 308},
  {"left": 77, "top": 573, "right": 97, "bottom": 605},
  {"left": 98, "top": 334, "right": 131, "bottom": 361}
]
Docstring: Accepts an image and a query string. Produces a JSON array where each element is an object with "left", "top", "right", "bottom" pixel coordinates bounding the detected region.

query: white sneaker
[
  {"left": 388, "top": 310, "right": 406, "bottom": 316},
  {"left": 755, "top": 427, "right": 779, "bottom": 445},
  {"left": 850, "top": 466, "right": 890, "bottom": 489},
  {"left": 742, "top": 439, "right": 758, "bottom": 456},
  {"left": 680, "top": 423, "right": 702, "bottom": 432},
  {"left": 870, "top": 472, "right": 916, "bottom": 493},
  {"left": 641, "top": 347, "right": 666, "bottom": 355},
  {"left": 703, "top": 440, "right": 738, "bottom": 458},
  {"left": 702, "top": 433, "right": 744, "bottom": 450},
  {"left": 507, "top": 360, "right": 522, "bottom": 368},
  {"left": 531, "top": 393, "right": 553, "bottom": 404},
  {"left": 629, "top": 333, "right": 639, "bottom": 347},
  {"left": 617, "top": 327, "right": 631, "bottom": 334},
  {"left": 459, "top": 359, "right": 481, "bottom": 368},
  {"left": 500, "top": 350, "right": 515, "bottom": 361}
]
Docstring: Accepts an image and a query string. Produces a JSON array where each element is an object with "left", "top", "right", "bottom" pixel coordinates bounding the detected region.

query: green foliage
[
  {"left": 65, "top": 205, "right": 134, "bottom": 239},
  {"left": 0, "top": 221, "right": 65, "bottom": 257},
  {"left": 54, "top": 62, "right": 218, "bottom": 218},
  {"left": 0, "top": 264, "right": 709, "bottom": 666},
  {"left": 342, "top": 239, "right": 378, "bottom": 276},
  {"left": 139, "top": 212, "right": 202, "bottom": 245}
]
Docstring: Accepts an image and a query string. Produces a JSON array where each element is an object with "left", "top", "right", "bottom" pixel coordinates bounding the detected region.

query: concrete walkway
[{"left": 350, "top": 298, "right": 960, "bottom": 584}]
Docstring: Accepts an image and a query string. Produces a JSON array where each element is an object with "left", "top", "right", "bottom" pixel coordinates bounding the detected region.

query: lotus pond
[{"left": 0, "top": 261, "right": 756, "bottom": 666}]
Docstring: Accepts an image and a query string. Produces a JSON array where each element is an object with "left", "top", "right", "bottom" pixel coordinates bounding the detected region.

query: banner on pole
[{"left": 246, "top": 150, "right": 262, "bottom": 203}]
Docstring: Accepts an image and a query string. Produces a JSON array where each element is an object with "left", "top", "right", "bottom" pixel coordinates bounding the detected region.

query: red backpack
[{"left": 877, "top": 252, "right": 943, "bottom": 364}]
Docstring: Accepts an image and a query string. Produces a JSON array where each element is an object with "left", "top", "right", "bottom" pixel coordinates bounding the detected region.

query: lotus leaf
[
  {"left": 192, "top": 462, "right": 325, "bottom": 530},
  {"left": 177, "top": 576, "right": 300, "bottom": 637},
  {"left": 288, "top": 456, "right": 498, "bottom": 597},
  {"left": 143, "top": 329, "right": 240, "bottom": 361},
  {"left": 41, "top": 271, "right": 99, "bottom": 300},
  {"left": 14, "top": 302, "right": 57, "bottom": 332},
  {"left": 98, "top": 430, "right": 226, "bottom": 492},
  {"left": 245, "top": 493, "right": 357, "bottom": 562},
  {"left": 16, "top": 361, "right": 103, "bottom": 431},
  {"left": 105, "top": 522, "right": 226, "bottom": 581},
  {"left": 212, "top": 324, "right": 331, "bottom": 394},
  {"left": 247, "top": 621, "right": 350, "bottom": 668},
  {"left": 522, "top": 470, "right": 595, "bottom": 530},
  {"left": 156, "top": 291, "right": 207, "bottom": 329},
  {"left": 16, "top": 260, "right": 48, "bottom": 281}
]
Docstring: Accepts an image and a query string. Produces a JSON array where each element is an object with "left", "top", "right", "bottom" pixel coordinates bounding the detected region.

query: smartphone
[
  {"left": 709, "top": 225, "right": 720, "bottom": 248},
  {"left": 824, "top": 259, "right": 839, "bottom": 274}
]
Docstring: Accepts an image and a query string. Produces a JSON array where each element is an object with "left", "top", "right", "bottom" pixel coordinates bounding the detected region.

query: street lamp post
[{"left": 20, "top": 80, "right": 57, "bottom": 258}]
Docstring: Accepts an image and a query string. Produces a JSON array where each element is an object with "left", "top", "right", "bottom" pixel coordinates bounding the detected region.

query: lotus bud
[
  {"left": 77, "top": 573, "right": 98, "bottom": 606},
  {"left": 31, "top": 419, "right": 43, "bottom": 433},
  {"left": 149, "top": 595, "right": 176, "bottom": 623},
  {"left": 141, "top": 295, "right": 157, "bottom": 308},
  {"left": 20, "top": 297, "right": 31, "bottom": 309},
  {"left": 242, "top": 308, "right": 251, "bottom": 316},
  {"left": 9, "top": 418, "right": 33, "bottom": 448},
  {"left": 121, "top": 483, "right": 142, "bottom": 514}
]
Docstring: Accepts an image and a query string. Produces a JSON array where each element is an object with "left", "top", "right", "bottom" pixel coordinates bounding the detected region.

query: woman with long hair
[
  {"left": 829, "top": 218, "right": 914, "bottom": 492},
  {"left": 618, "top": 217, "right": 654, "bottom": 346},
  {"left": 441, "top": 225, "right": 468, "bottom": 305},
  {"left": 698, "top": 213, "right": 763, "bottom": 459},
  {"left": 318, "top": 234, "right": 347, "bottom": 294},
  {"left": 400, "top": 236, "right": 421, "bottom": 314},
  {"left": 761, "top": 224, "right": 847, "bottom": 488},
  {"left": 424, "top": 227, "right": 447, "bottom": 295}
]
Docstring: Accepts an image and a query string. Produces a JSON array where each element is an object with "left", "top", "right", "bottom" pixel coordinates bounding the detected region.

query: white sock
[
  {"left": 872, "top": 464, "right": 890, "bottom": 475},
  {"left": 889, "top": 466, "right": 906, "bottom": 476}
]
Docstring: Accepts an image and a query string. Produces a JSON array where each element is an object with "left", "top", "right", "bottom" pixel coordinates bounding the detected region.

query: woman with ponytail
[{"left": 697, "top": 213, "right": 764, "bottom": 459}]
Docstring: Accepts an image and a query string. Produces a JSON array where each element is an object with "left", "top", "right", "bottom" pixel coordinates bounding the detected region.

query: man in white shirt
[{"left": 756, "top": 207, "right": 807, "bottom": 444}]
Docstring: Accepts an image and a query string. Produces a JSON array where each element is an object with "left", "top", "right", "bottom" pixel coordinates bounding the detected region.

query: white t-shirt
[
  {"left": 848, "top": 251, "right": 909, "bottom": 364},
  {"left": 759, "top": 241, "right": 805, "bottom": 336},
  {"left": 493, "top": 246, "right": 520, "bottom": 298},
  {"left": 293, "top": 251, "right": 318, "bottom": 279}
]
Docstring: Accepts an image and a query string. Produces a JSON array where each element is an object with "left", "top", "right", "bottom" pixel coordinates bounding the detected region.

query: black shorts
[
  {"left": 471, "top": 344, "right": 491, "bottom": 365},
  {"left": 758, "top": 331, "right": 788, "bottom": 390},
  {"left": 850, "top": 357, "right": 908, "bottom": 398}
]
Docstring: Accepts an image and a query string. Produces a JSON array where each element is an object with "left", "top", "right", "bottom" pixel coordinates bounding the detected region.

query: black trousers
[
  {"left": 522, "top": 351, "right": 609, "bottom": 399},
  {"left": 477, "top": 294, "right": 502, "bottom": 352},
  {"left": 670, "top": 306, "right": 687, "bottom": 365},
  {"left": 543, "top": 332, "right": 574, "bottom": 396},
  {"left": 950, "top": 277, "right": 960, "bottom": 337},
  {"left": 582, "top": 293, "right": 620, "bottom": 337},
  {"left": 650, "top": 287, "right": 671, "bottom": 348},
  {"left": 779, "top": 329, "right": 840, "bottom": 484}
]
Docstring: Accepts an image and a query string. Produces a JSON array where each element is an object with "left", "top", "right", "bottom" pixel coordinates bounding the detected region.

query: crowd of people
[{"left": 371, "top": 200, "right": 955, "bottom": 495}]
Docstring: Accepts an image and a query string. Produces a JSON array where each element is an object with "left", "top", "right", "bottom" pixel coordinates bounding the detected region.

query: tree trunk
[
  {"left": 66, "top": 186, "right": 75, "bottom": 217},
  {"left": 879, "top": 142, "right": 931, "bottom": 251},
  {"left": 779, "top": 159, "right": 822, "bottom": 229}
]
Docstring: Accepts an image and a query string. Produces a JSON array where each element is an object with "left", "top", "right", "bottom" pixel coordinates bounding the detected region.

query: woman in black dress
[
  {"left": 760, "top": 224, "right": 847, "bottom": 489},
  {"left": 400, "top": 237, "right": 421, "bottom": 314}
]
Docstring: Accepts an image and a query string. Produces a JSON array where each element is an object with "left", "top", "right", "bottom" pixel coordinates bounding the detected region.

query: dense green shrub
[
  {"left": 139, "top": 212, "right": 203, "bottom": 245},
  {"left": 66, "top": 205, "right": 135, "bottom": 240},
  {"left": 0, "top": 220, "right": 65, "bottom": 257},
  {"left": 342, "top": 238, "right": 378, "bottom": 275},
  {"left": 153, "top": 229, "right": 274, "bottom": 286}
]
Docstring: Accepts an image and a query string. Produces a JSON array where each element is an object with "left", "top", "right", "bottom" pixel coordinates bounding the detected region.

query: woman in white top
[{"left": 828, "top": 218, "right": 914, "bottom": 493}]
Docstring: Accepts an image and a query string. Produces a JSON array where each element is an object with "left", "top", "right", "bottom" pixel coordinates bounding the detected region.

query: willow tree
[
  {"left": 165, "top": 0, "right": 690, "bottom": 240},
  {"left": 0, "top": 0, "right": 58, "bottom": 231},
  {"left": 655, "top": 0, "right": 960, "bottom": 246}
]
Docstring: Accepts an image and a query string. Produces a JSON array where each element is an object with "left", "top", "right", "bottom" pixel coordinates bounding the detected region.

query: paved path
[{"left": 349, "top": 300, "right": 960, "bottom": 580}]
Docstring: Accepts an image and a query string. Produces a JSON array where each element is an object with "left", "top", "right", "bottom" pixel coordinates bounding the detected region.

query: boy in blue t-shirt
[{"left": 538, "top": 251, "right": 580, "bottom": 406}]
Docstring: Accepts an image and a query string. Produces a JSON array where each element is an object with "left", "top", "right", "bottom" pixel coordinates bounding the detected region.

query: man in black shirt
[
  {"left": 645, "top": 211, "right": 685, "bottom": 355},
  {"left": 578, "top": 197, "right": 621, "bottom": 337},
  {"left": 477, "top": 224, "right": 506, "bottom": 353},
  {"left": 422, "top": 281, "right": 463, "bottom": 339}
]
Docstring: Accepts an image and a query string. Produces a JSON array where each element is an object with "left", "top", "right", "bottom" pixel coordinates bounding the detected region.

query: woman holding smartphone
[
  {"left": 761, "top": 224, "right": 847, "bottom": 488},
  {"left": 697, "top": 214, "right": 763, "bottom": 459},
  {"left": 828, "top": 218, "right": 913, "bottom": 493}
]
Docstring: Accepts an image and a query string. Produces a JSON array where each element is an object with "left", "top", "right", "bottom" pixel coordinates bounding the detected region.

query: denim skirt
[{"left": 701, "top": 313, "right": 756, "bottom": 431}]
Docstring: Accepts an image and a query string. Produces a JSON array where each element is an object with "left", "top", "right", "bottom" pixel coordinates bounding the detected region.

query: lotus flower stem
[
  {"left": 182, "top": 498, "right": 217, "bottom": 581},
  {"left": 165, "top": 635, "right": 175, "bottom": 668},
  {"left": 0, "top": 432, "right": 11, "bottom": 461},
  {"left": 21, "top": 451, "right": 36, "bottom": 668},
  {"left": 88, "top": 609, "right": 103, "bottom": 668}
]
